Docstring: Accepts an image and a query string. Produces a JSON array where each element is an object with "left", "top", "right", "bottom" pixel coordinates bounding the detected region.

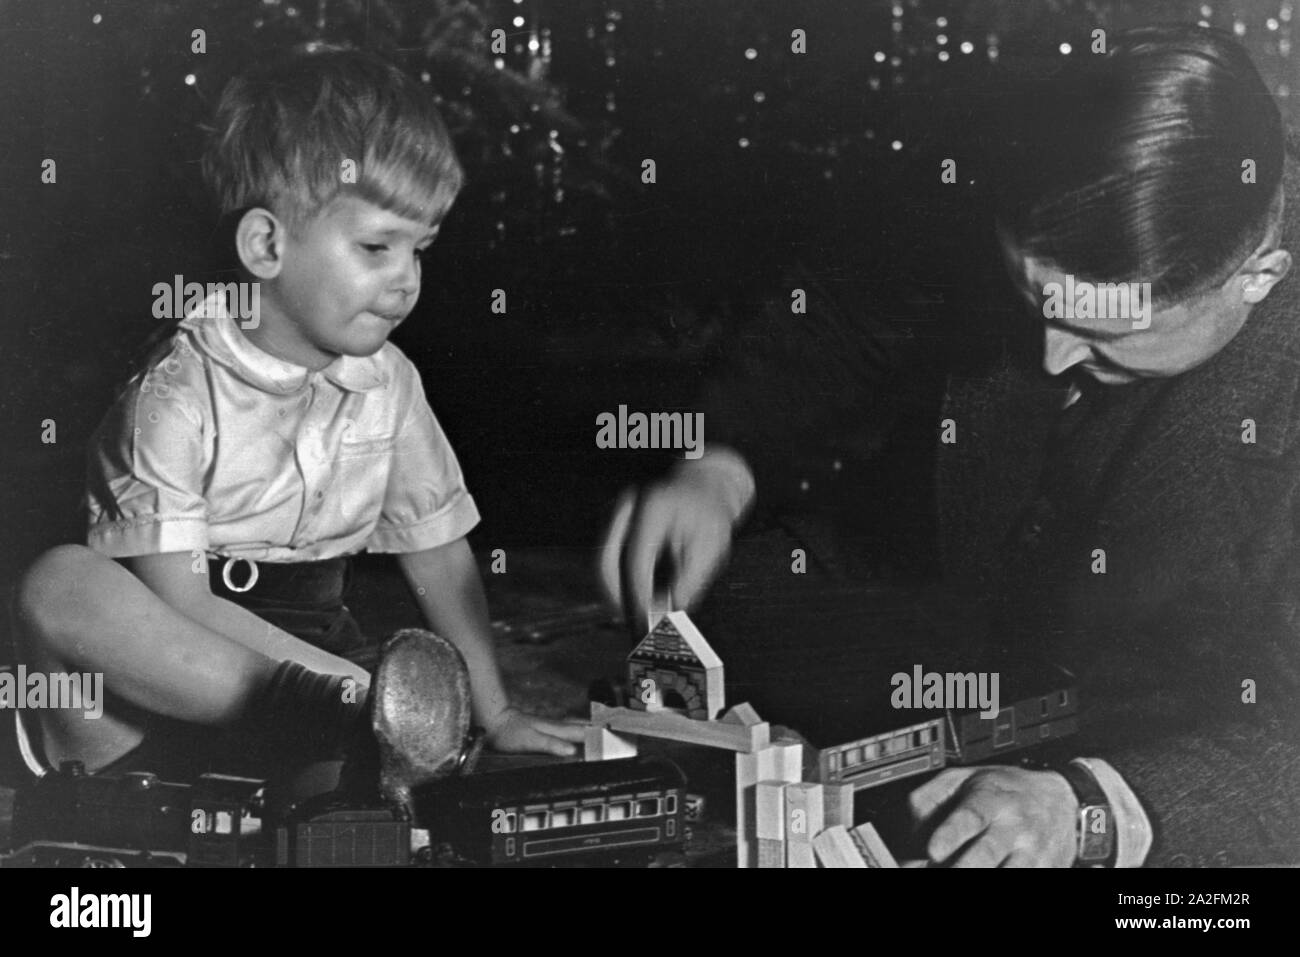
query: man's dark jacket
[{"left": 703, "top": 156, "right": 1300, "bottom": 866}]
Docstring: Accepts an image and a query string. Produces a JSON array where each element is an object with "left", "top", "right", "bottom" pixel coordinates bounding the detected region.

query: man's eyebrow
[{"left": 1042, "top": 318, "right": 1132, "bottom": 342}]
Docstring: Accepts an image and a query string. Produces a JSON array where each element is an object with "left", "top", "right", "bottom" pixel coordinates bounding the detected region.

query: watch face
[{"left": 1079, "top": 805, "right": 1114, "bottom": 862}]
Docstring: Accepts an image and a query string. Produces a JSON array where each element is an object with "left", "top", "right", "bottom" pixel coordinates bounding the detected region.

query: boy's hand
[
  {"left": 908, "top": 766, "right": 1078, "bottom": 867},
  {"left": 484, "top": 706, "right": 586, "bottom": 757}
]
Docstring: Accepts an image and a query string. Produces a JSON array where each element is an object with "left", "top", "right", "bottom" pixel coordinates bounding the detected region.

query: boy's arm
[
  {"left": 395, "top": 538, "right": 584, "bottom": 757},
  {"left": 121, "top": 552, "right": 369, "bottom": 687}
]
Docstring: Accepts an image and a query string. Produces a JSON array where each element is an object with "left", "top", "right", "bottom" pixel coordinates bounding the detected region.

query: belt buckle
[{"left": 221, "top": 556, "right": 260, "bottom": 594}]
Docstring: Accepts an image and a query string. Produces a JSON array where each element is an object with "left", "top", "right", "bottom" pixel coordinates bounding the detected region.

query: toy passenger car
[{"left": 414, "top": 757, "right": 687, "bottom": 867}]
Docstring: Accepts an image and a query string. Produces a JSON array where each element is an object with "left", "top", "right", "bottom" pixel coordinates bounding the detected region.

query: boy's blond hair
[{"left": 202, "top": 44, "right": 463, "bottom": 234}]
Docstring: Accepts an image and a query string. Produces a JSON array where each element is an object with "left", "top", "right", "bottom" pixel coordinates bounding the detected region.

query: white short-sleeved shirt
[{"left": 85, "top": 300, "right": 480, "bottom": 561}]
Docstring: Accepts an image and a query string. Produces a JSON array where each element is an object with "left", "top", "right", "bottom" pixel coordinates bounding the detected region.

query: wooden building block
[
  {"left": 755, "top": 781, "right": 787, "bottom": 840},
  {"left": 735, "top": 742, "right": 803, "bottom": 868},
  {"left": 851, "top": 822, "right": 899, "bottom": 868},
  {"left": 823, "top": 781, "right": 856, "bottom": 829},
  {"left": 784, "top": 782, "right": 823, "bottom": 869},
  {"left": 721, "top": 702, "right": 764, "bottom": 727},
  {"left": 813, "top": 826, "right": 868, "bottom": 868},
  {"left": 627, "top": 611, "right": 726, "bottom": 719},
  {"left": 584, "top": 725, "right": 637, "bottom": 762},
  {"left": 591, "top": 703, "right": 770, "bottom": 753},
  {"left": 788, "top": 840, "right": 818, "bottom": 869},
  {"left": 757, "top": 838, "right": 786, "bottom": 869}
]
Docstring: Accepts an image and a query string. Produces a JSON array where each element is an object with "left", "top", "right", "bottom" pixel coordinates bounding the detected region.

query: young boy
[{"left": 10, "top": 45, "right": 583, "bottom": 785}]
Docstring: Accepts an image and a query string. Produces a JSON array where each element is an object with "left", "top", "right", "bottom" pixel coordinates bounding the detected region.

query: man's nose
[{"left": 1042, "top": 326, "right": 1092, "bottom": 376}]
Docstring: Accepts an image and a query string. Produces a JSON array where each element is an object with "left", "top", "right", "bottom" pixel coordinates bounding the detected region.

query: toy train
[
  {"left": 0, "top": 761, "right": 411, "bottom": 868},
  {"left": 812, "top": 666, "right": 1079, "bottom": 793},
  {"left": 414, "top": 756, "right": 686, "bottom": 866},
  {"left": 0, "top": 756, "right": 685, "bottom": 869}
]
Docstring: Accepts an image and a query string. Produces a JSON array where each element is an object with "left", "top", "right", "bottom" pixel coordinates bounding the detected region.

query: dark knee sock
[{"left": 243, "top": 661, "right": 375, "bottom": 770}]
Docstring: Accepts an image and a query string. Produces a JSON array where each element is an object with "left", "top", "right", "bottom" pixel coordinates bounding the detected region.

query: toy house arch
[{"left": 628, "top": 611, "right": 725, "bottom": 721}]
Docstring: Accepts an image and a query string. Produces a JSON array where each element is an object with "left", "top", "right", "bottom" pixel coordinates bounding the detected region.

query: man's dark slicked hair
[{"left": 995, "top": 25, "right": 1285, "bottom": 306}]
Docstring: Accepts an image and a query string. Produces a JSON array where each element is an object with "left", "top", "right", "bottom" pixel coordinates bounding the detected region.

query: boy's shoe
[{"left": 366, "top": 628, "right": 481, "bottom": 807}]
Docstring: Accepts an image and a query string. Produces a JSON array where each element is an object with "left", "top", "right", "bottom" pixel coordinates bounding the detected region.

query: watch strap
[{"left": 1059, "top": 759, "right": 1116, "bottom": 867}]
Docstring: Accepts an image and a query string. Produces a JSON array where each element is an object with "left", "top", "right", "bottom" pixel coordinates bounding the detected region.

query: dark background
[{"left": 3, "top": 0, "right": 1298, "bottom": 641}]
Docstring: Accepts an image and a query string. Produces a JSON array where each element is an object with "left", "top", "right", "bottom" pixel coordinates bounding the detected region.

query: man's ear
[
  {"left": 235, "top": 207, "right": 287, "bottom": 280},
  {"left": 1241, "top": 247, "right": 1293, "bottom": 305}
]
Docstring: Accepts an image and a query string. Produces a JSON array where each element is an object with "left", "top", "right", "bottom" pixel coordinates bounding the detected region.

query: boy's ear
[
  {"left": 1241, "top": 247, "right": 1292, "bottom": 305},
  {"left": 235, "top": 207, "right": 286, "bottom": 280}
]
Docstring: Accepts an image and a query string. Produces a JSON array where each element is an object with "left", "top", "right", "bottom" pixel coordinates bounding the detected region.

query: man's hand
[
  {"left": 484, "top": 706, "right": 587, "bottom": 758},
  {"left": 908, "top": 766, "right": 1079, "bottom": 867},
  {"left": 598, "top": 467, "right": 741, "bottom": 627}
]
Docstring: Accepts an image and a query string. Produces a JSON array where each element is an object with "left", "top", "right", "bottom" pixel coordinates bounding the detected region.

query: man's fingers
[
  {"left": 908, "top": 767, "right": 977, "bottom": 822},
  {"left": 623, "top": 496, "right": 668, "bottom": 627},
  {"left": 671, "top": 522, "right": 729, "bottom": 611},
  {"left": 950, "top": 830, "right": 1012, "bottom": 868},
  {"left": 926, "top": 800, "right": 990, "bottom": 863},
  {"left": 597, "top": 488, "right": 639, "bottom": 613}
]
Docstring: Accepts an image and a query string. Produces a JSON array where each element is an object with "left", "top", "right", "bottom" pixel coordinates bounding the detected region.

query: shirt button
[{"left": 315, "top": 491, "right": 324, "bottom": 499}]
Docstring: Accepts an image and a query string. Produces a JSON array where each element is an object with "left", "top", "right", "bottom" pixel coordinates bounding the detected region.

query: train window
[
  {"left": 827, "top": 753, "right": 840, "bottom": 773},
  {"left": 1059, "top": 691, "right": 1069, "bottom": 706},
  {"left": 522, "top": 811, "right": 548, "bottom": 832},
  {"left": 665, "top": 795, "right": 677, "bottom": 815},
  {"left": 863, "top": 742, "right": 879, "bottom": 761},
  {"left": 578, "top": 806, "right": 604, "bottom": 826},
  {"left": 215, "top": 811, "right": 233, "bottom": 835},
  {"left": 845, "top": 747, "right": 862, "bottom": 767},
  {"left": 635, "top": 798, "right": 661, "bottom": 818},
  {"left": 607, "top": 802, "right": 631, "bottom": 822},
  {"left": 1041, "top": 698, "right": 1049, "bottom": 717},
  {"left": 550, "top": 807, "right": 576, "bottom": 829}
]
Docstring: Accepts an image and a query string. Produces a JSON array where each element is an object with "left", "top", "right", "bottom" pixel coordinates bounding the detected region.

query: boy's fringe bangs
[{"left": 206, "top": 48, "right": 464, "bottom": 231}]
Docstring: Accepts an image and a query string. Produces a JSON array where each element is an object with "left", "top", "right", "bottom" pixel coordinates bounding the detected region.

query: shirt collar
[{"left": 179, "top": 293, "right": 388, "bottom": 395}]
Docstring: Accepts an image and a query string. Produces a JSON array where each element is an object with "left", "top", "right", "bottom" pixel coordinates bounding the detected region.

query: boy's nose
[
  {"left": 1042, "top": 326, "right": 1092, "bottom": 376},
  {"left": 394, "top": 257, "right": 421, "bottom": 298}
]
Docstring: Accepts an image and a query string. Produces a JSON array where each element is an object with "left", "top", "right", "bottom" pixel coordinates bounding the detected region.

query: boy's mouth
[{"left": 368, "top": 309, "right": 407, "bottom": 323}]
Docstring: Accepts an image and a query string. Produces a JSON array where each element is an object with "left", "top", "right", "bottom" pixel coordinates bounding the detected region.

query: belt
[{"left": 207, "top": 553, "right": 353, "bottom": 607}]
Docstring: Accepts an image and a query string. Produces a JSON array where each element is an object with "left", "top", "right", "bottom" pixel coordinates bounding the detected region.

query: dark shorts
[{"left": 72, "top": 555, "right": 380, "bottom": 783}]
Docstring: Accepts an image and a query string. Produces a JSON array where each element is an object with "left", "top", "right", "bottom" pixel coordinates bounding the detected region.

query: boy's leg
[{"left": 9, "top": 545, "right": 355, "bottom": 774}]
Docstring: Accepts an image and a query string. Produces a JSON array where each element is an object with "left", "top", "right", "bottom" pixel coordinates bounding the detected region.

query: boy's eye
[{"left": 361, "top": 243, "right": 389, "bottom": 254}]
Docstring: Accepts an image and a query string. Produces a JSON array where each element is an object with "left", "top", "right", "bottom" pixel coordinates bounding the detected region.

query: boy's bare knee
[{"left": 12, "top": 544, "right": 105, "bottom": 644}]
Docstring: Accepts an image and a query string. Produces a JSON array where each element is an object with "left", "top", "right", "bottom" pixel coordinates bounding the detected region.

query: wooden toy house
[{"left": 627, "top": 611, "right": 724, "bottom": 721}]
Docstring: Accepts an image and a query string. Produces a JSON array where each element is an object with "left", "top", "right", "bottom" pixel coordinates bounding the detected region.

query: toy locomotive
[
  {"left": 0, "top": 760, "right": 411, "bottom": 868},
  {"left": 0, "top": 756, "right": 685, "bottom": 869}
]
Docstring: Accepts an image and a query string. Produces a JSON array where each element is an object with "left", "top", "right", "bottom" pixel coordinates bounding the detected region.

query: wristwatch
[
  {"left": 1021, "top": 756, "right": 1116, "bottom": 867},
  {"left": 1058, "top": 760, "right": 1117, "bottom": 867}
]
